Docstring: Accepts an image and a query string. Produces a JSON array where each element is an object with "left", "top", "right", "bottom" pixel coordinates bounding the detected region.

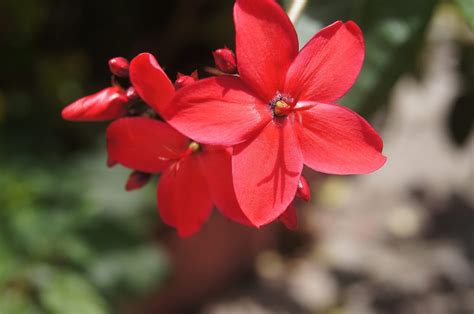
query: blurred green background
[{"left": 0, "top": 0, "right": 473, "bottom": 313}]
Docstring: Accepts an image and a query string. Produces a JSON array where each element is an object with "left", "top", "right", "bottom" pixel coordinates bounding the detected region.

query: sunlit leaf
[
  {"left": 0, "top": 290, "right": 39, "bottom": 314},
  {"left": 455, "top": 0, "right": 474, "bottom": 29},
  {"left": 39, "top": 271, "right": 107, "bottom": 314}
]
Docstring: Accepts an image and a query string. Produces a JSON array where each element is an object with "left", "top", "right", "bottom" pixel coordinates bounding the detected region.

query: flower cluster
[{"left": 62, "top": 0, "right": 386, "bottom": 237}]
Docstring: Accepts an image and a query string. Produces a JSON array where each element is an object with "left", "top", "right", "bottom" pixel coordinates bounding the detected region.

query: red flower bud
[
  {"left": 126, "top": 86, "right": 139, "bottom": 101},
  {"left": 125, "top": 171, "right": 151, "bottom": 191},
  {"left": 212, "top": 47, "right": 237, "bottom": 74},
  {"left": 279, "top": 204, "right": 298, "bottom": 230},
  {"left": 61, "top": 86, "right": 128, "bottom": 121},
  {"left": 107, "top": 155, "right": 117, "bottom": 168},
  {"left": 174, "top": 71, "right": 198, "bottom": 90},
  {"left": 108, "top": 57, "right": 129, "bottom": 77},
  {"left": 296, "top": 175, "right": 310, "bottom": 201}
]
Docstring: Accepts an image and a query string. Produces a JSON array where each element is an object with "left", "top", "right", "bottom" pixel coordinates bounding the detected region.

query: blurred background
[{"left": 0, "top": 0, "right": 473, "bottom": 313}]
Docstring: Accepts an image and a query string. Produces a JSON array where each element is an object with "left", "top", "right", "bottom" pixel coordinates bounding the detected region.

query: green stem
[{"left": 287, "top": 0, "right": 308, "bottom": 24}]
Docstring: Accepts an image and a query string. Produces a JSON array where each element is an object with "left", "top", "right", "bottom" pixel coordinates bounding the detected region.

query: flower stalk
[{"left": 287, "top": 0, "right": 307, "bottom": 24}]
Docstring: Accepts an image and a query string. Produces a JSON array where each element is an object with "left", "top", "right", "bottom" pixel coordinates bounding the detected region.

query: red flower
[
  {"left": 107, "top": 117, "right": 252, "bottom": 237},
  {"left": 114, "top": 55, "right": 255, "bottom": 235},
  {"left": 212, "top": 47, "right": 237, "bottom": 74},
  {"left": 135, "top": 0, "right": 386, "bottom": 227},
  {"left": 61, "top": 86, "right": 128, "bottom": 121}
]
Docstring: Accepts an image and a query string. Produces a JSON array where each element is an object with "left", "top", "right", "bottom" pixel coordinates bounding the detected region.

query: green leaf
[
  {"left": 39, "top": 271, "right": 107, "bottom": 314},
  {"left": 455, "top": 0, "right": 474, "bottom": 29},
  {"left": 89, "top": 245, "right": 168, "bottom": 296},
  {"left": 0, "top": 289, "right": 39, "bottom": 314},
  {"left": 0, "top": 238, "right": 20, "bottom": 286}
]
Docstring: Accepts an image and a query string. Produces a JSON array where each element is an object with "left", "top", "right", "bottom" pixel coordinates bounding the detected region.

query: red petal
[
  {"left": 129, "top": 53, "right": 175, "bottom": 114},
  {"left": 198, "top": 147, "right": 253, "bottom": 227},
  {"left": 106, "top": 117, "right": 188, "bottom": 173},
  {"left": 61, "top": 87, "right": 128, "bottom": 121},
  {"left": 106, "top": 154, "right": 117, "bottom": 168},
  {"left": 125, "top": 171, "right": 151, "bottom": 191},
  {"left": 166, "top": 76, "right": 271, "bottom": 146},
  {"left": 234, "top": 0, "right": 298, "bottom": 101},
  {"left": 296, "top": 175, "right": 311, "bottom": 202},
  {"left": 157, "top": 156, "right": 213, "bottom": 237},
  {"left": 174, "top": 71, "right": 198, "bottom": 90},
  {"left": 284, "top": 21, "right": 365, "bottom": 103},
  {"left": 279, "top": 204, "right": 298, "bottom": 230},
  {"left": 232, "top": 119, "right": 303, "bottom": 227},
  {"left": 295, "top": 102, "right": 386, "bottom": 174}
]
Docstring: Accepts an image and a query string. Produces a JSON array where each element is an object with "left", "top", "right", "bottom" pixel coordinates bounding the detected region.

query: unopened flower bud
[
  {"left": 125, "top": 171, "right": 151, "bottom": 191},
  {"left": 108, "top": 57, "right": 129, "bottom": 78},
  {"left": 212, "top": 47, "right": 237, "bottom": 74},
  {"left": 296, "top": 175, "right": 310, "bottom": 201},
  {"left": 126, "top": 86, "right": 139, "bottom": 101},
  {"left": 279, "top": 204, "right": 298, "bottom": 230},
  {"left": 174, "top": 71, "right": 198, "bottom": 90},
  {"left": 61, "top": 86, "right": 128, "bottom": 121}
]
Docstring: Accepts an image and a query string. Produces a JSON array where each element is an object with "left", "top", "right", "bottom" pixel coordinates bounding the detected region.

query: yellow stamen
[
  {"left": 274, "top": 100, "right": 291, "bottom": 116},
  {"left": 188, "top": 141, "right": 200, "bottom": 152}
]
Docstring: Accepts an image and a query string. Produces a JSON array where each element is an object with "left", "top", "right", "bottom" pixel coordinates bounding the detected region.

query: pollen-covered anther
[
  {"left": 179, "top": 141, "right": 201, "bottom": 159},
  {"left": 188, "top": 141, "right": 200, "bottom": 152},
  {"left": 273, "top": 100, "right": 292, "bottom": 117}
]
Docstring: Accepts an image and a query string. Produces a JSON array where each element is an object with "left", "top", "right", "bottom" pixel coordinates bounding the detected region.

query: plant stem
[{"left": 287, "top": 0, "right": 308, "bottom": 24}]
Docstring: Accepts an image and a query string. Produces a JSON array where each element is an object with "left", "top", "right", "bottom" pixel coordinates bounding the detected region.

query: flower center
[
  {"left": 180, "top": 141, "right": 201, "bottom": 159},
  {"left": 188, "top": 141, "right": 200, "bottom": 152},
  {"left": 270, "top": 93, "right": 294, "bottom": 117},
  {"left": 274, "top": 100, "right": 291, "bottom": 117}
]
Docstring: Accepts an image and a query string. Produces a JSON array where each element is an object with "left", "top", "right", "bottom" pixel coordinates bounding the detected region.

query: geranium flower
[{"left": 135, "top": 0, "right": 386, "bottom": 227}]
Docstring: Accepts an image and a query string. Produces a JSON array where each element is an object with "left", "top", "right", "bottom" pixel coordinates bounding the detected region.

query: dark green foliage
[{"left": 287, "top": 0, "right": 439, "bottom": 115}]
